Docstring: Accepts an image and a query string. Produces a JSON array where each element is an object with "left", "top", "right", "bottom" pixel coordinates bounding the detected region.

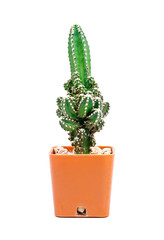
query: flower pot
[{"left": 49, "top": 146, "right": 115, "bottom": 217}]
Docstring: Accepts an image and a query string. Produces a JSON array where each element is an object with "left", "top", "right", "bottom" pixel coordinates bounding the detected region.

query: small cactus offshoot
[{"left": 56, "top": 25, "right": 110, "bottom": 154}]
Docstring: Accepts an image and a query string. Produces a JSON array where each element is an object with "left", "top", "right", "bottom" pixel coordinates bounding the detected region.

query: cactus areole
[{"left": 56, "top": 25, "right": 110, "bottom": 154}]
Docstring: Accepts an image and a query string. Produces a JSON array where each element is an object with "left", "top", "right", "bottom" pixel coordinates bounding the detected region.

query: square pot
[{"left": 49, "top": 146, "right": 115, "bottom": 217}]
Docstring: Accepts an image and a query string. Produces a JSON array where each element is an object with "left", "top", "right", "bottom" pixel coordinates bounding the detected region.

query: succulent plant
[{"left": 56, "top": 25, "right": 110, "bottom": 154}]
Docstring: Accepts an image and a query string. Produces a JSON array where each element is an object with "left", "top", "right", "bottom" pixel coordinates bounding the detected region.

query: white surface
[{"left": 0, "top": 0, "right": 164, "bottom": 239}]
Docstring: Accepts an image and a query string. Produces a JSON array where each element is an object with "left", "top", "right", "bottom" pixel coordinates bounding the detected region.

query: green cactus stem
[
  {"left": 56, "top": 24, "right": 110, "bottom": 154},
  {"left": 68, "top": 25, "right": 91, "bottom": 85}
]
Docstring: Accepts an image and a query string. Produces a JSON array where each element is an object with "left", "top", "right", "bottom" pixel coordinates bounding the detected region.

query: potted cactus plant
[{"left": 49, "top": 25, "right": 115, "bottom": 217}]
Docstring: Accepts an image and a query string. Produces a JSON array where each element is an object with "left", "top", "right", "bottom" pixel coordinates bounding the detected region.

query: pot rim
[{"left": 49, "top": 146, "right": 115, "bottom": 156}]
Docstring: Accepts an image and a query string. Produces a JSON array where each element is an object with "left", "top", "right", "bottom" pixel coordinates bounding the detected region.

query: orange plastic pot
[{"left": 49, "top": 146, "right": 115, "bottom": 217}]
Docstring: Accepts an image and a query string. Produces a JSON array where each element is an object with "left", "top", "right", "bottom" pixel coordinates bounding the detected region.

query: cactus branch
[{"left": 68, "top": 25, "right": 91, "bottom": 85}]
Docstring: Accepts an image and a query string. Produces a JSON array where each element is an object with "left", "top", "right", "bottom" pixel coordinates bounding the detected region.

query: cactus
[{"left": 56, "top": 25, "right": 110, "bottom": 154}]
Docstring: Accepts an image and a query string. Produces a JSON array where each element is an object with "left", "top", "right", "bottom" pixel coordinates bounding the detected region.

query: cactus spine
[{"left": 56, "top": 25, "right": 110, "bottom": 154}]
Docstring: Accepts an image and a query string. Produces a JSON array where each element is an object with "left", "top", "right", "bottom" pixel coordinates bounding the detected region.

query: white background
[{"left": 0, "top": 0, "right": 164, "bottom": 239}]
